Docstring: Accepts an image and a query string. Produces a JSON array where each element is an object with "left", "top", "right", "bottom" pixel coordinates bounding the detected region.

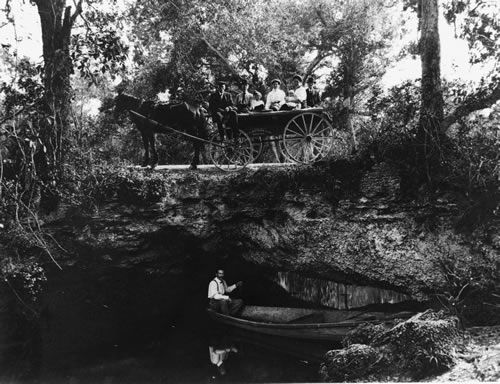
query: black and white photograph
[{"left": 0, "top": 0, "right": 499, "bottom": 382}]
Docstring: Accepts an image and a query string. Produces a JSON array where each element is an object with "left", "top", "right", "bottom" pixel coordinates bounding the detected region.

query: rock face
[{"left": 49, "top": 161, "right": 499, "bottom": 300}]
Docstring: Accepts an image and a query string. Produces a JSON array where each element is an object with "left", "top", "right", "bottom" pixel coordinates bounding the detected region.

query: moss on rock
[
  {"left": 375, "top": 310, "right": 460, "bottom": 377},
  {"left": 342, "top": 323, "right": 387, "bottom": 347},
  {"left": 319, "top": 344, "right": 383, "bottom": 382}
]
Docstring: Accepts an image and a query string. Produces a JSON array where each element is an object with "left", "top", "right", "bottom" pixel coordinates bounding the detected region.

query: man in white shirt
[
  {"left": 265, "top": 78, "right": 286, "bottom": 111},
  {"left": 208, "top": 269, "right": 244, "bottom": 315},
  {"left": 292, "top": 75, "right": 307, "bottom": 108}
]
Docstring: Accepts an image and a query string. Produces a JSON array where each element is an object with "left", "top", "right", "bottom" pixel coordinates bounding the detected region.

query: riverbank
[
  {"left": 320, "top": 311, "right": 500, "bottom": 382},
  {"left": 433, "top": 325, "right": 500, "bottom": 382}
]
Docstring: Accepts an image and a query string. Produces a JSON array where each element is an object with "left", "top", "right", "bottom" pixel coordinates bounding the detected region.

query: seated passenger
[
  {"left": 265, "top": 78, "right": 286, "bottom": 111},
  {"left": 250, "top": 91, "right": 265, "bottom": 111},
  {"left": 208, "top": 81, "right": 238, "bottom": 139},
  {"left": 280, "top": 90, "right": 301, "bottom": 110},
  {"left": 306, "top": 76, "right": 321, "bottom": 107},
  {"left": 292, "top": 74, "right": 307, "bottom": 108},
  {"left": 235, "top": 79, "right": 253, "bottom": 113}
]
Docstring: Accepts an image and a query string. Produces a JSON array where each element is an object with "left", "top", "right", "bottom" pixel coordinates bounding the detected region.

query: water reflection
[
  {"left": 1, "top": 266, "right": 351, "bottom": 383},
  {"left": 276, "top": 271, "right": 410, "bottom": 309},
  {"left": 206, "top": 327, "right": 323, "bottom": 382},
  {"left": 208, "top": 334, "right": 238, "bottom": 378}
]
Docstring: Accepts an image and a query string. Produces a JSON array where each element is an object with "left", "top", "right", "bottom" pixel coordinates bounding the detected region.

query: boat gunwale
[{"left": 207, "top": 308, "right": 393, "bottom": 330}]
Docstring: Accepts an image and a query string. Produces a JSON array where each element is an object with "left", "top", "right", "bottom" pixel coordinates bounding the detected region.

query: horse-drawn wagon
[
  {"left": 116, "top": 93, "right": 342, "bottom": 171},
  {"left": 208, "top": 108, "right": 338, "bottom": 171}
]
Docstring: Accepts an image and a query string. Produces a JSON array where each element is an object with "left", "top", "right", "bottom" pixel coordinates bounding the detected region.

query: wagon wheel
[
  {"left": 208, "top": 130, "right": 254, "bottom": 172},
  {"left": 282, "top": 113, "right": 335, "bottom": 164}
]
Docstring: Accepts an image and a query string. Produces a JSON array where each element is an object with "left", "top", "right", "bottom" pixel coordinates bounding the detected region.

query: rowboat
[{"left": 207, "top": 306, "right": 412, "bottom": 342}]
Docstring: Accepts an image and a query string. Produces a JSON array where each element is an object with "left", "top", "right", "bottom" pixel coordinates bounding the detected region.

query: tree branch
[
  {"left": 69, "top": 0, "right": 83, "bottom": 26},
  {"left": 442, "top": 84, "right": 500, "bottom": 130},
  {"left": 315, "top": 6, "right": 328, "bottom": 27},
  {"left": 63, "top": 5, "right": 71, "bottom": 27},
  {"left": 304, "top": 50, "right": 329, "bottom": 79},
  {"left": 200, "top": 35, "right": 240, "bottom": 78}
]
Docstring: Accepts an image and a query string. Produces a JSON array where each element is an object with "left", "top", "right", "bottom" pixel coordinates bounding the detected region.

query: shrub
[
  {"left": 319, "top": 344, "right": 383, "bottom": 382},
  {"left": 374, "top": 311, "right": 459, "bottom": 377},
  {"left": 321, "top": 311, "right": 460, "bottom": 382}
]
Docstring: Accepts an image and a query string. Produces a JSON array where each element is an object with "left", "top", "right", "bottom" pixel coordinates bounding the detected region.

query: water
[
  {"left": 0, "top": 266, "right": 328, "bottom": 383},
  {"left": 0, "top": 265, "right": 416, "bottom": 383}
]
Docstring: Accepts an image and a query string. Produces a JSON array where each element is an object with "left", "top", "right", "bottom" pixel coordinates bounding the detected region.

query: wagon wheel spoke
[
  {"left": 310, "top": 124, "right": 332, "bottom": 136},
  {"left": 309, "top": 135, "right": 331, "bottom": 158},
  {"left": 287, "top": 125, "right": 305, "bottom": 138},
  {"left": 283, "top": 113, "right": 330, "bottom": 164},
  {"left": 309, "top": 115, "right": 322, "bottom": 135},
  {"left": 309, "top": 116, "right": 335, "bottom": 159},
  {"left": 301, "top": 114, "right": 308, "bottom": 134},
  {"left": 291, "top": 120, "right": 307, "bottom": 136},
  {"left": 208, "top": 131, "right": 253, "bottom": 171},
  {"left": 286, "top": 141, "right": 305, "bottom": 160},
  {"left": 284, "top": 138, "right": 312, "bottom": 163}
]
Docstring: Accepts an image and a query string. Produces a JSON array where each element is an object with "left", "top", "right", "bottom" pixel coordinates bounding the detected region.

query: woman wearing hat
[
  {"left": 265, "top": 78, "right": 286, "bottom": 111},
  {"left": 292, "top": 75, "right": 307, "bottom": 108}
]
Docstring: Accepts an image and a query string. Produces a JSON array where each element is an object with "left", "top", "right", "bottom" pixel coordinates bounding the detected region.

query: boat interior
[{"left": 238, "top": 306, "right": 394, "bottom": 324}]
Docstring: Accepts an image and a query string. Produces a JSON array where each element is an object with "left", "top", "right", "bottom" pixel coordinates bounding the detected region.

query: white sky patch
[
  {"left": 381, "top": 5, "right": 491, "bottom": 88},
  {"left": 0, "top": 2, "right": 43, "bottom": 62},
  {"left": 77, "top": 98, "right": 102, "bottom": 117},
  {"left": 157, "top": 90, "right": 170, "bottom": 102}
]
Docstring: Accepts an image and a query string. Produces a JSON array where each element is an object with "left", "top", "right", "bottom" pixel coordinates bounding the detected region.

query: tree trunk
[
  {"left": 418, "top": 0, "right": 444, "bottom": 183},
  {"left": 33, "top": 0, "right": 81, "bottom": 209},
  {"left": 344, "top": 86, "right": 357, "bottom": 152}
]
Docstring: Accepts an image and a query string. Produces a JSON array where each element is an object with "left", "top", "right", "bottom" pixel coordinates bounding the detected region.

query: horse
[{"left": 114, "top": 92, "right": 208, "bottom": 169}]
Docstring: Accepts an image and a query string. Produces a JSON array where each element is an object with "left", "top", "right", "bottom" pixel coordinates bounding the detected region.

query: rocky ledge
[{"left": 48, "top": 160, "right": 499, "bottom": 302}]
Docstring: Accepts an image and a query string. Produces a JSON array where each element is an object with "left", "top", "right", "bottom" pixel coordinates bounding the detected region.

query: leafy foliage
[
  {"left": 71, "top": 27, "right": 128, "bottom": 85},
  {"left": 76, "top": 167, "right": 170, "bottom": 208},
  {"left": 432, "top": 241, "right": 500, "bottom": 326},
  {"left": 123, "top": 0, "right": 402, "bottom": 103},
  {"left": 0, "top": 257, "right": 46, "bottom": 300},
  {"left": 442, "top": 0, "right": 500, "bottom": 64}
]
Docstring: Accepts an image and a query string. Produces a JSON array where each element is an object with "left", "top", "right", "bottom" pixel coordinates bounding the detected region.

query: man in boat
[{"left": 208, "top": 269, "right": 244, "bottom": 316}]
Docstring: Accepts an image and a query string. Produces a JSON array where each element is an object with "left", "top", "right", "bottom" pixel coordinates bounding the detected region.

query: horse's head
[
  {"left": 113, "top": 92, "right": 142, "bottom": 119},
  {"left": 184, "top": 93, "right": 206, "bottom": 114}
]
